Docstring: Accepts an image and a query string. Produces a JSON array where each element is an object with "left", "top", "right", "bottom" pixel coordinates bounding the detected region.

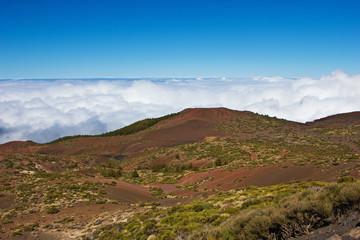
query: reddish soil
[
  {"left": 104, "top": 185, "right": 157, "bottom": 203},
  {"left": 1, "top": 108, "right": 359, "bottom": 158},
  {"left": 18, "top": 203, "right": 127, "bottom": 225},
  {"left": 0, "top": 203, "right": 128, "bottom": 240},
  {"left": 145, "top": 108, "right": 246, "bottom": 146},
  {"left": 146, "top": 119, "right": 219, "bottom": 146},
  {"left": 0, "top": 141, "right": 36, "bottom": 152},
  {"left": 308, "top": 111, "right": 360, "bottom": 126},
  {"left": 0, "top": 194, "right": 16, "bottom": 209},
  {"left": 158, "top": 108, "right": 243, "bottom": 128},
  {"left": 184, "top": 159, "right": 211, "bottom": 168},
  {"left": 178, "top": 162, "right": 357, "bottom": 191},
  {"left": 0, "top": 169, "right": 17, "bottom": 174},
  {"left": 2, "top": 108, "right": 245, "bottom": 157}
]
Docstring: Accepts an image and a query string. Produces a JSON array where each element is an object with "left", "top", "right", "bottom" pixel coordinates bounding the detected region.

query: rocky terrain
[{"left": 1, "top": 108, "right": 360, "bottom": 239}]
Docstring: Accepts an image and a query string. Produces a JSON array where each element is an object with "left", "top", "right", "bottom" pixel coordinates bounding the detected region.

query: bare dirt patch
[
  {"left": 178, "top": 162, "right": 357, "bottom": 191},
  {"left": 104, "top": 185, "right": 157, "bottom": 204},
  {"left": 184, "top": 158, "right": 211, "bottom": 168},
  {"left": 0, "top": 194, "right": 16, "bottom": 209},
  {"left": 145, "top": 119, "right": 218, "bottom": 146}
]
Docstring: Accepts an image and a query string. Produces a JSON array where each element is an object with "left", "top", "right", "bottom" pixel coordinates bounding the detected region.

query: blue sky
[
  {"left": 1, "top": 0, "right": 359, "bottom": 78},
  {"left": 1, "top": 0, "right": 360, "bottom": 143}
]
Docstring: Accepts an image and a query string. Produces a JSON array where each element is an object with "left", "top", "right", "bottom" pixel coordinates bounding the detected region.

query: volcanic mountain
[
  {"left": 1, "top": 107, "right": 360, "bottom": 186},
  {"left": 1, "top": 108, "right": 360, "bottom": 239}
]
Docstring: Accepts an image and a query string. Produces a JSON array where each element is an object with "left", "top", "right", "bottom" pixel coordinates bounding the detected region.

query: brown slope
[
  {"left": 305, "top": 111, "right": 360, "bottom": 153},
  {"left": 0, "top": 140, "right": 38, "bottom": 154},
  {"left": 306, "top": 111, "right": 360, "bottom": 127},
  {"left": 1, "top": 108, "right": 358, "bottom": 163},
  {"left": 4, "top": 108, "right": 249, "bottom": 157},
  {"left": 177, "top": 162, "right": 358, "bottom": 191},
  {"left": 144, "top": 108, "right": 242, "bottom": 146}
]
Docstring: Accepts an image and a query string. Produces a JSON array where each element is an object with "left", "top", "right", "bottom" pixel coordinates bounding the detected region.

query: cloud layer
[{"left": 1, "top": 70, "right": 359, "bottom": 143}]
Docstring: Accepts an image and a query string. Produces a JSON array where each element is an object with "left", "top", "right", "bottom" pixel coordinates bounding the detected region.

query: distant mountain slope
[
  {"left": 49, "top": 112, "right": 178, "bottom": 144},
  {"left": 1, "top": 108, "right": 360, "bottom": 158},
  {"left": 306, "top": 111, "right": 360, "bottom": 127},
  {"left": 1, "top": 108, "right": 360, "bottom": 239}
]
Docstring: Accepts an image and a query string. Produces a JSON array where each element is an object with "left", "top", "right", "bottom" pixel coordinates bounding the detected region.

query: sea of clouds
[{"left": 0, "top": 70, "right": 359, "bottom": 144}]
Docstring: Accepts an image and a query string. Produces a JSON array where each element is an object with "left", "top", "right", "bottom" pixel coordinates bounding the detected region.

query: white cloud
[{"left": 0, "top": 70, "right": 359, "bottom": 143}]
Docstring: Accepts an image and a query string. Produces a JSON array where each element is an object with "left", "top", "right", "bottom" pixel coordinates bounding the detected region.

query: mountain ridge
[{"left": 2, "top": 107, "right": 359, "bottom": 147}]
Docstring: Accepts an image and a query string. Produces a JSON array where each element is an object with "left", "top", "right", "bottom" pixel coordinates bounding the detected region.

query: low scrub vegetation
[
  {"left": 0, "top": 173, "right": 108, "bottom": 220},
  {"left": 200, "top": 181, "right": 360, "bottom": 239},
  {"left": 92, "top": 180, "right": 360, "bottom": 240}
]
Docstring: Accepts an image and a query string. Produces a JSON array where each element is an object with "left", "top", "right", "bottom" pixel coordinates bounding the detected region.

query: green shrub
[
  {"left": 5, "top": 160, "right": 14, "bottom": 169},
  {"left": 131, "top": 170, "right": 139, "bottom": 178},
  {"left": 142, "top": 219, "right": 157, "bottom": 235},
  {"left": 10, "top": 230, "right": 22, "bottom": 236},
  {"left": 46, "top": 206, "right": 59, "bottom": 214},
  {"left": 150, "top": 187, "right": 166, "bottom": 198},
  {"left": 1, "top": 219, "right": 13, "bottom": 224},
  {"left": 336, "top": 182, "right": 360, "bottom": 210},
  {"left": 241, "top": 198, "right": 262, "bottom": 209},
  {"left": 59, "top": 217, "right": 74, "bottom": 223},
  {"left": 192, "top": 202, "right": 214, "bottom": 212},
  {"left": 160, "top": 177, "right": 178, "bottom": 184},
  {"left": 209, "top": 181, "right": 360, "bottom": 239},
  {"left": 150, "top": 163, "right": 167, "bottom": 172},
  {"left": 214, "top": 158, "right": 222, "bottom": 166},
  {"left": 22, "top": 222, "right": 39, "bottom": 231},
  {"left": 337, "top": 175, "right": 356, "bottom": 183},
  {"left": 99, "top": 168, "right": 122, "bottom": 178},
  {"left": 95, "top": 181, "right": 360, "bottom": 240},
  {"left": 243, "top": 215, "right": 272, "bottom": 239}
]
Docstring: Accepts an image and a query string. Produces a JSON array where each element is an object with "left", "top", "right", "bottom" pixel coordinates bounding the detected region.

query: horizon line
[{"left": 0, "top": 76, "right": 303, "bottom": 81}]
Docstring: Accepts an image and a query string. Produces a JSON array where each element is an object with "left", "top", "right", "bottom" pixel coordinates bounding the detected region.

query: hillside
[{"left": 1, "top": 108, "right": 360, "bottom": 239}]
